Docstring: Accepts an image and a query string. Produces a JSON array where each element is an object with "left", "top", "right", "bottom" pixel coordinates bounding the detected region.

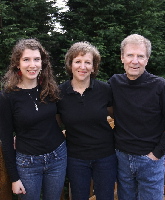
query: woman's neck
[
  {"left": 17, "top": 80, "right": 38, "bottom": 89},
  {"left": 71, "top": 78, "right": 90, "bottom": 95}
]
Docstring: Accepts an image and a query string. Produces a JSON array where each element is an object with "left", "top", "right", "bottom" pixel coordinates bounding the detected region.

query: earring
[
  {"left": 38, "top": 69, "right": 43, "bottom": 85},
  {"left": 17, "top": 68, "right": 22, "bottom": 76},
  {"left": 39, "top": 69, "right": 42, "bottom": 76},
  {"left": 38, "top": 69, "right": 42, "bottom": 79}
]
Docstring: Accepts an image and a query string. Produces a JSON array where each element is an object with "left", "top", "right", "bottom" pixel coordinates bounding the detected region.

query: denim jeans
[
  {"left": 67, "top": 154, "right": 117, "bottom": 200},
  {"left": 116, "top": 150, "right": 164, "bottom": 200},
  {"left": 16, "top": 141, "right": 67, "bottom": 200}
]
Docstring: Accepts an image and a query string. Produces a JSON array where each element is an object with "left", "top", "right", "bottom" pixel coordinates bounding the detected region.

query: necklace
[
  {"left": 27, "top": 89, "right": 39, "bottom": 111},
  {"left": 22, "top": 84, "right": 39, "bottom": 111}
]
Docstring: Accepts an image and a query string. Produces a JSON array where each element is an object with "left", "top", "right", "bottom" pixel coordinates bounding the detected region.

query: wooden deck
[
  {"left": 89, "top": 193, "right": 165, "bottom": 200},
  {"left": 88, "top": 180, "right": 165, "bottom": 200}
]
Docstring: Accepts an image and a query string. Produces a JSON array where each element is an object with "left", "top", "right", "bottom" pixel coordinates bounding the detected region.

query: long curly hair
[{"left": 2, "top": 39, "right": 59, "bottom": 102}]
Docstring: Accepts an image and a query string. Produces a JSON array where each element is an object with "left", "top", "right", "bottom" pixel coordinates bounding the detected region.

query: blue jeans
[
  {"left": 16, "top": 141, "right": 67, "bottom": 200},
  {"left": 116, "top": 150, "right": 164, "bottom": 200},
  {"left": 67, "top": 154, "right": 117, "bottom": 200}
]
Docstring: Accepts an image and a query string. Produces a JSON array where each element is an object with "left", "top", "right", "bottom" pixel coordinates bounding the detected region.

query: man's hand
[{"left": 147, "top": 152, "right": 158, "bottom": 160}]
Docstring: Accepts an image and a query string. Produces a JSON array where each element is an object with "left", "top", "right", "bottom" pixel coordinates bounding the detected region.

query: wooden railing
[
  {"left": 0, "top": 117, "right": 115, "bottom": 200},
  {"left": 0, "top": 141, "right": 12, "bottom": 200}
]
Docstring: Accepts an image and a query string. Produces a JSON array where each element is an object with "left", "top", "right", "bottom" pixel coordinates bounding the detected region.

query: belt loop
[
  {"left": 30, "top": 156, "right": 33, "bottom": 163},
  {"left": 53, "top": 149, "right": 57, "bottom": 157},
  {"left": 44, "top": 154, "right": 47, "bottom": 163}
]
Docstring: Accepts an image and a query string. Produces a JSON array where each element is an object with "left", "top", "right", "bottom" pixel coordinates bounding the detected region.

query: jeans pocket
[
  {"left": 144, "top": 155, "right": 160, "bottom": 162},
  {"left": 53, "top": 141, "right": 67, "bottom": 160},
  {"left": 16, "top": 154, "right": 32, "bottom": 167}
]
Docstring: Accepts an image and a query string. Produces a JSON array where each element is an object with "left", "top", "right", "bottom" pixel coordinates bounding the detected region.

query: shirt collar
[
  {"left": 125, "top": 70, "right": 148, "bottom": 85},
  {"left": 66, "top": 78, "right": 95, "bottom": 94}
]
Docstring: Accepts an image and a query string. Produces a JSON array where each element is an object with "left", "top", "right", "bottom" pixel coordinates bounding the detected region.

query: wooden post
[{"left": 0, "top": 140, "right": 12, "bottom": 200}]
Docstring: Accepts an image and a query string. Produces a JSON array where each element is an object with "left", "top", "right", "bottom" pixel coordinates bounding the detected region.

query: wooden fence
[{"left": 0, "top": 141, "right": 12, "bottom": 200}]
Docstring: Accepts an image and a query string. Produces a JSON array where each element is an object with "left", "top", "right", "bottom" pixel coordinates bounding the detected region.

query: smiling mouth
[
  {"left": 78, "top": 71, "right": 87, "bottom": 74},
  {"left": 27, "top": 70, "right": 36, "bottom": 74}
]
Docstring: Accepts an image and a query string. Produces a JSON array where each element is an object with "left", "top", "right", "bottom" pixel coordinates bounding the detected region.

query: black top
[
  {"left": 108, "top": 71, "right": 165, "bottom": 158},
  {"left": 0, "top": 86, "right": 65, "bottom": 182},
  {"left": 57, "top": 79, "right": 115, "bottom": 160}
]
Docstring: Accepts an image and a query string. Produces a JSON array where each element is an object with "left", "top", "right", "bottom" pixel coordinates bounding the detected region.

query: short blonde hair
[{"left": 121, "top": 34, "right": 151, "bottom": 58}]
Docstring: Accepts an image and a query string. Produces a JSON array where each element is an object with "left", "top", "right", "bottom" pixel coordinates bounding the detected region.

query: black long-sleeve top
[
  {"left": 0, "top": 86, "right": 65, "bottom": 182},
  {"left": 108, "top": 71, "right": 165, "bottom": 158},
  {"left": 57, "top": 79, "right": 115, "bottom": 160}
]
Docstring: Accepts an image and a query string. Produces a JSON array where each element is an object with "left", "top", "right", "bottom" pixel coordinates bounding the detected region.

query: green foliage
[
  {"left": 59, "top": 0, "right": 165, "bottom": 80},
  {"left": 0, "top": 0, "right": 165, "bottom": 83},
  {"left": 0, "top": 0, "right": 59, "bottom": 75}
]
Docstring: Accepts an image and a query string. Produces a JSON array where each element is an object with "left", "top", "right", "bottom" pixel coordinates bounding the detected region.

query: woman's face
[
  {"left": 18, "top": 48, "right": 42, "bottom": 83},
  {"left": 71, "top": 52, "right": 94, "bottom": 82}
]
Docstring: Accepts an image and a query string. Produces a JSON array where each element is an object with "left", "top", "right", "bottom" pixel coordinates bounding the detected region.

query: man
[{"left": 108, "top": 34, "right": 165, "bottom": 200}]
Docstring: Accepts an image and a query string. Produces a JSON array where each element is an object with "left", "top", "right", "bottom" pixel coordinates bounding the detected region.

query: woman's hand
[
  {"left": 12, "top": 180, "right": 26, "bottom": 194},
  {"left": 13, "top": 136, "right": 16, "bottom": 149}
]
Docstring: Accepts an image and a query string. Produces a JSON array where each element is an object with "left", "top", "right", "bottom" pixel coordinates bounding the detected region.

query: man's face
[{"left": 121, "top": 43, "right": 149, "bottom": 80}]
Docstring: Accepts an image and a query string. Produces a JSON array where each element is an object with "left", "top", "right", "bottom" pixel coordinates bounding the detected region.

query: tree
[
  {"left": 1, "top": 0, "right": 165, "bottom": 83},
  {"left": 59, "top": 0, "right": 165, "bottom": 80},
  {"left": 0, "top": 0, "right": 59, "bottom": 76}
]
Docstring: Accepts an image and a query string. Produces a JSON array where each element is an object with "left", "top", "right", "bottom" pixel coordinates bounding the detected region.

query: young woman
[
  {"left": 57, "top": 41, "right": 117, "bottom": 200},
  {"left": 0, "top": 39, "right": 67, "bottom": 200}
]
